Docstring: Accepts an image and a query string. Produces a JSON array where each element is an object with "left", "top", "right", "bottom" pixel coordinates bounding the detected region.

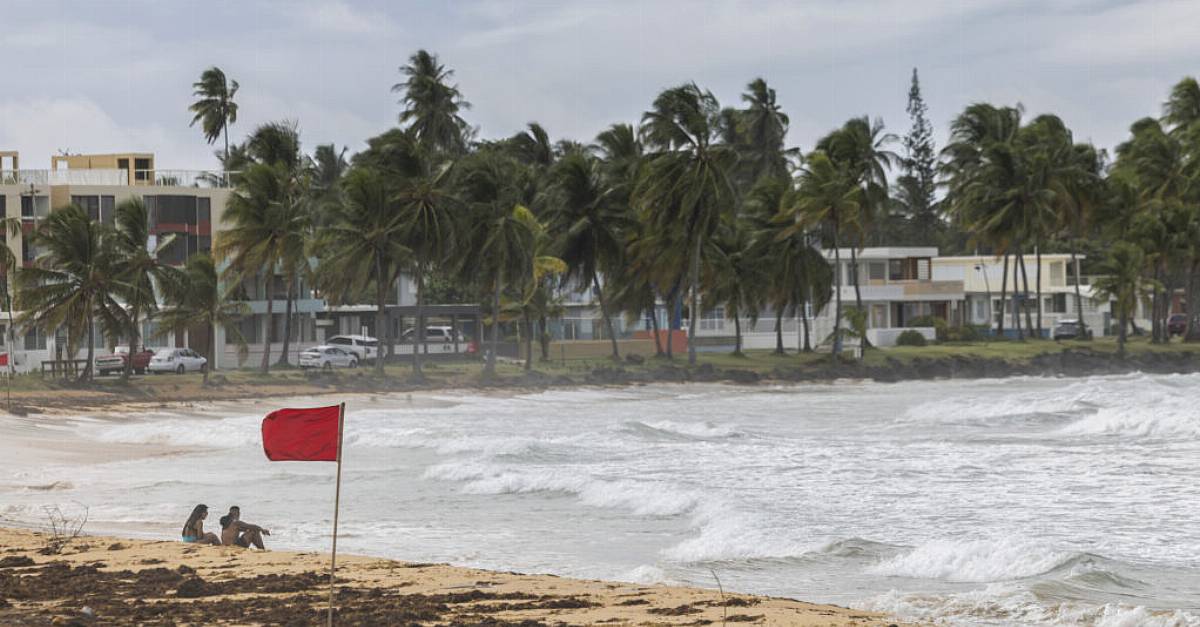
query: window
[
  {"left": 134, "top": 158, "right": 151, "bottom": 182},
  {"left": 227, "top": 316, "right": 260, "bottom": 344},
  {"left": 699, "top": 307, "right": 725, "bottom": 332},
  {"left": 157, "top": 234, "right": 189, "bottom": 265},
  {"left": 197, "top": 197, "right": 211, "bottom": 223},
  {"left": 0, "top": 195, "right": 5, "bottom": 219},
  {"left": 150, "top": 195, "right": 197, "bottom": 225},
  {"left": 21, "top": 195, "right": 48, "bottom": 218},
  {"left": 846, "top": 263, "right": 859, "bottom": 286},
  {"left": 888, "top": 259, "right": 905, "bottom": 281},
  {"left": 24, "top": 327, "right": 46, "bottom": 351},
  {"left": 868, "top": 262, "right": 885, "bottom": 281}
]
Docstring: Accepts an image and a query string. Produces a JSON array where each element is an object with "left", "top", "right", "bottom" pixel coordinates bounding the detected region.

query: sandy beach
[{"left": 0, "top": 527, "right": 893, "bottom": 626}]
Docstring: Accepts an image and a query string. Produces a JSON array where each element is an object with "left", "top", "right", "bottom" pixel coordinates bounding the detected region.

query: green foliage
[{"left": 896, "top": 329, "right": 928, "bottom": 347}]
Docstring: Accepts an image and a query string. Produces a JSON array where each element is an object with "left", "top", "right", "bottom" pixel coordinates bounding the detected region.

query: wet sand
[{"left": 0, "top": 528, "right": 894, "bottom": 626}]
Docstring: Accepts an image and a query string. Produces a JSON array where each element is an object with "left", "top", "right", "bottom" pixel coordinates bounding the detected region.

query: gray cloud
[{"left": 1, "top": 0, "right": 1196, "bottom": 170}]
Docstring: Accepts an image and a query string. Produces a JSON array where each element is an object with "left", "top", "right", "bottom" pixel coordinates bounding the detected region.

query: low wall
[{"left": 526, "top": 339, "right": 660, "bottom": 362}]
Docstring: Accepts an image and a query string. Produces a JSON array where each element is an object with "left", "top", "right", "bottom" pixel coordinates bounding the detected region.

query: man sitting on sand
[
  {"left": 181, "top": 504, "right": 221, "bottom": 545},
  {"left": 219, "top": 506, "right": 270, "bottom": 550}
]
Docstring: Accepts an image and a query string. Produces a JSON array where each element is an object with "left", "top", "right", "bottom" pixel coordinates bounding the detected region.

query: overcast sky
[{"left": 2, "top": 0, "right": 1198, "bottom": 171}]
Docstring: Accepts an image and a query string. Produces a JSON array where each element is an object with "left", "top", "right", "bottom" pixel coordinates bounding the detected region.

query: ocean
[{"left": 4, "top": 374, "right": 1199, "bottom": 625}]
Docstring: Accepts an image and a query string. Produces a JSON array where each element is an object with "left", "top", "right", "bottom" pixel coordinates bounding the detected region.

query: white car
[
  {"left": 395, "top": 326, "right": 471, "bottom": 355},
  {"left": 299, "top": 345, "right": 358, "bottom": 370},
  {"left": 147, "top": 348, "right": 208, "bottom": 374},
  {"left": 326, "top": 335, "right": 378, "bottom": 362}
]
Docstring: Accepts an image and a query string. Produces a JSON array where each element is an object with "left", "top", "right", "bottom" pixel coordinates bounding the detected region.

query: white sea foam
[
  {"left": 867, "top": 537, "right": 1074, "bottom": 582},
  {"left": 620, "top": 564, "right": 672, "bottom": 585},
  {"left": 634, "top": 419, "right": 744, "bottom": 439},
  {"left": 660, "top": 513, "right": 817, "bottom": 563},
  {"left": 424, "top": 461, "right": 701, "bottom": 517}
]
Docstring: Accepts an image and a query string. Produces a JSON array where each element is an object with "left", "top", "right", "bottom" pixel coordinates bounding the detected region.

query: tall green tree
[
  {"left": 455, "top": 149, "right": 538, "bottom": 377},
  {"left": 546, "top": 152, "right": 631, "bottom": 360},
  {"left": 215, "top": 163, "right": 308, "bottom": 373},
  {"left": 313, "top": 167, "right": 410, "bottom": 375},
  {"left": 157, "top": 254, "right": 250, "bottom": 383},
  {"left": 112, "top": 198, "right": 176, "bottom": 377},
  {"left": 895, "top": 68, "right": 940, "bottom": 244},
  {"left": 393, "top": 50, "right": 472, "bottom": 156},
  {"left": 188, "top": 67, "right": 239, "bottom": 168},
  {"left": 637, "top": 83, "right": 737, "bottom": 366},
  {"left": 395, "top": 154, "right": 458, "bottom": 380},
  {"left": 0, "top": 217, "right": 23, "bottom": 383},
  {"left": 16, "top": 205, "right": 129, "bottom": 382},
  {"left": 1093, "top": 243, "right": 1157, "bottom": 356},
  {"left": 782, "top": 152, "right": 860, "bottom": 355}
]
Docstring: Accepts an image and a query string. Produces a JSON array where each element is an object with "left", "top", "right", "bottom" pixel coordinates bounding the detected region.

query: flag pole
[{"left": 327, "top": 402, "right": 345, "bottom": 627}]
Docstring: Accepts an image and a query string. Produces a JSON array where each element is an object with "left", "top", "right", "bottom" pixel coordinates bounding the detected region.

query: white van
[
  {"left": 395, "top": 326, "right": 472, "bottom": 355},
  {"left": 326, "top": 335, "right": 379, "bottom": 362}
]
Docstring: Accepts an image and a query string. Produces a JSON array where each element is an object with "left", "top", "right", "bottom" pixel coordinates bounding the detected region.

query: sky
[{"left": 1, "top": 0, "right": 1198, "bottom": 171}]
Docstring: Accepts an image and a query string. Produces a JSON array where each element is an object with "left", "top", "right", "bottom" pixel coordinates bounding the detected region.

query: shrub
[
  {"left": 947, "top": 324, "right": 986, "bottom": 342},
  {"left": 896, "top": 330, "right": 928, "bottom": 347},
  {"left": 907, "top": 315, "right": 948, "bottom": 341}
]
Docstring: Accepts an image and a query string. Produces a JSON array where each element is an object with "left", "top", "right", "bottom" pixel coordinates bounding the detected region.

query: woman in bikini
[{"left": 180, "top": 504, "right": 221, "bottom": 545}]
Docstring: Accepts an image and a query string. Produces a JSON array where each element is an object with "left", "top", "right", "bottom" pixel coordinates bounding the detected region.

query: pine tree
[{"left": 895, "top": 68, "right": 939, "bottom": 244}]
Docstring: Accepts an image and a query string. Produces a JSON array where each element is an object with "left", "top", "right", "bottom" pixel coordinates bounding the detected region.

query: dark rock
[{"left": 0, "top": 555, "right": 35, "bottom": 568}]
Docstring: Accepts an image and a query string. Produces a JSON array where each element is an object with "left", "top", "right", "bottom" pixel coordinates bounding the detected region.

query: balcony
[{"left": 1, "top": 169, "right": 236, "bottom": 188}]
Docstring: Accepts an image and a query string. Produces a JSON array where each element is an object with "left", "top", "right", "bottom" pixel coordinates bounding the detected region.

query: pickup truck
[{"left": 96, "top": 346, "right": 155, "bottom": 376}]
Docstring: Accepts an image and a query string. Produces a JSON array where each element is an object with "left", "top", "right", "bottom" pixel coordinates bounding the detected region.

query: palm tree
[
  {"left": 393, "top": 50, "right": 472, "bottom": 155},
  {"left": 0, "top": 217, "right": 23, "bottom": 387},
  {"left": 112, "top": 198, "right": 176, "bottom": 377},
  {"left": 395, "top": 155, "right": 458, "bottom": 380},
  {"left": 637, "top": 83, "right": 737, "bottom": 366},
  {"left": 188, "top": 67, "right": 239, "bottom": 168},
  {"left": 546, "top": 152, "right": 631, "bottom": 360},
  {"left": 781, "top": 152, "right": 860, "bottom": 355},
  {"left": 817, "top": 117, "right": 899, "bottom": 314},
  {"left": 16, "top": 205, "right": 128, "bottom": 382},
  {"left": 738, "top": 78, "right": 793, "bottom": 184},
  {"left": 454, "top": 149, "right": 540, "bottom": 377},
  {"left": 215, "top": 163, "right": 308, "bottom": 373},
  {"left": 312, "top": 167, "right": 410, "bottom": 375},
  {"left": 706, "top": 219, "right": 766, "bottom": 356},
  {"left": 157, "top": 255, "right": 250, "bottom": 383},
  {"left": 1093, "top": 243, "right": 1158, "bottom": 357}
]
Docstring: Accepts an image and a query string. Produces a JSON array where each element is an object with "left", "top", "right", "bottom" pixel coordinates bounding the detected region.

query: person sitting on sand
[
  {"left": 181, "top": 504, "right": 221, "bottom": 545},
  {"left": 219, "top": 506, "right": 270, "bottom": 550}
]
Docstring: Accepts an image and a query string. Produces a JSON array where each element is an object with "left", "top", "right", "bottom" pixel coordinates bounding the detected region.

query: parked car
[
  {"left": 1168, "top": 313, "right": 1188, "bottom": 336},
  {"left": 327, "top": 335, "right": 379, "bottom": 362},
  {"left": 299, "top": 345, "right": 358, "bottom": 370},
  {"left": 1052, "top": 319, "right": 1085, "bottom": 341},
  {"left": 392, "top": 326, "right": 475, "bottom": 356},
  {"left": 96, "top": 346, "right": 155, "bottom": 376},
  {"left": 147, "top": 348, "right": 208, "bottom": 374}
]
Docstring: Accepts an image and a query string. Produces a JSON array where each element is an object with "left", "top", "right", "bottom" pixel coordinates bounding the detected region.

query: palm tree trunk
[
  {"left": 261, "top": 275, "right": 274, "bottom": 373},
  {"left": 1118, "top": 307, "right": 1128, "bottom": 357},
  {"left": 413, "top": 264, "right": 426, "bottom": 379},
  {"left": 773, "top": 312, "right": 784, "bottom": 354},
  {"left": 1071, "top": 239, "right": 1087, "bottom": 339},
  {"left": 124, "top": 304, "right": 139, "bottom": 379},
  {"left": 998, "top": 253, "right": 1009, "bottom": 338},
  {"left": 1186, "top": 259, "right": 1200, "bottom": 342},
  {"left": 539, "top": 313, "right": 550, "bottom": 361},
  {"left": 801, "top": 304, "right": 812, "bottom": 352},
  {"left": 1151, "top": 264, "right": 1163, "bottom": 343},
  {"left": 1019, "top": 251, "right": 1035, "bottom": 338},
  {"left": 688, "top": 236, "right": 701, "bottom": 366},
  {"left": 832, "top": 221, "right": 843, "bottom": 357},
  {"left": 850, "top": 242, "right": 863, "bottom": 311},
  {"left": 203, "top": 319, "right": 214, "bottom": 384},
  {"left": 1035, "top": 239, "right": 1043, "bottom": 339},
  {"left": 649, "top": 299, "right": 663, "bottom": 356},
  {"left": 593, "top": 274, "right": 620, "bottom": 361},
  {"left": 732, "top": 309, "right": 742, "bottom": 355},
  {"left": 485, "top": 269, "right": 500, "bottom": 376},
  {"left": 666, "top": 289, "right": 678, "bottom": 360},
  {"left": 85, "top": 315, "right": 95, "bottom": 383},
  {"left": 1012, "top": 248, "right": 1023, "bottom": 340},
  {"left": 277, "top": 276, "right": 295, "bottom": 366},
  {"left": 523, "top": 313, "right": 533, "bottom": 372},
  {"left": 374, "top": 255, "right": 387, "bottom": 375}
]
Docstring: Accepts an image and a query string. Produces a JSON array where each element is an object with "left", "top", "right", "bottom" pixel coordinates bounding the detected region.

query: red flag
[{"left": 261, "top": 405, "right": 342, "bottom": 462}]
